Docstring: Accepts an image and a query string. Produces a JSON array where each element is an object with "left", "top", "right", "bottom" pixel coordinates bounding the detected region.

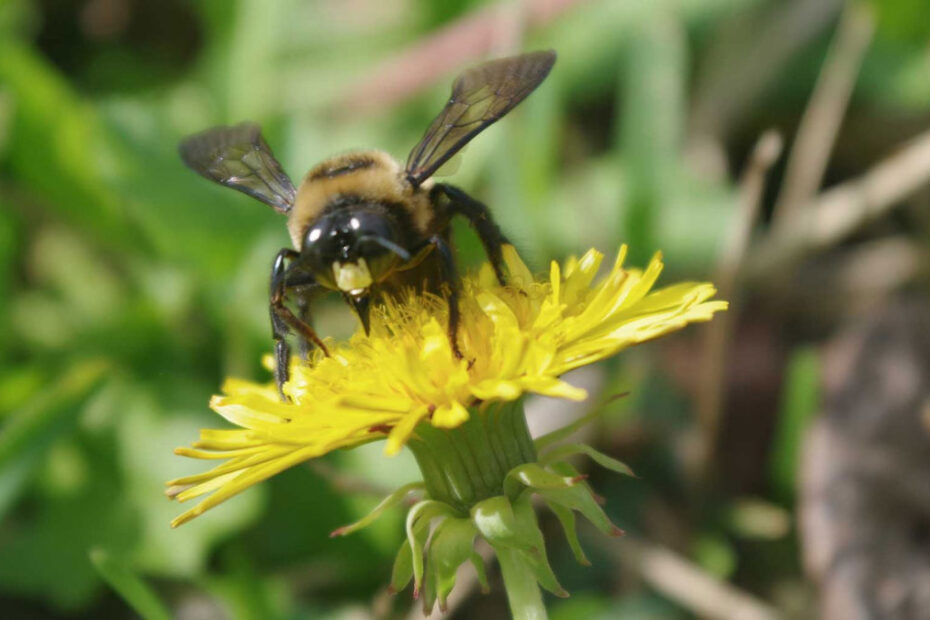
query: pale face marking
[{"left": 333, "top": 258, "right": 373, "bottom": 295}]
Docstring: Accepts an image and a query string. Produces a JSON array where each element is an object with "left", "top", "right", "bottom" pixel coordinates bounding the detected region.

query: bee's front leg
[
  {"left": 434, "top": 183, "right": 510, "bottom": 286},
  {"left": 293, "top": 283, "right": 324, "bottom": 359},
  {"left": 269, "top": 249, "right": 328, "bottom": 401}
]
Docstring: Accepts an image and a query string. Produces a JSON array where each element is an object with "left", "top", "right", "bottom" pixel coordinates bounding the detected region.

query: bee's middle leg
[{"left": 426, "top": 234, "right": 463, "bottom": 359}]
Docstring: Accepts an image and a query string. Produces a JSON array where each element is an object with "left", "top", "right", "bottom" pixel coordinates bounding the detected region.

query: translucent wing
[
  {"left": 179, "top": 122, "right": 296, "bottom": 214},
  {"left": 405, "top": 50, "right": 556, "bottom": 188}
]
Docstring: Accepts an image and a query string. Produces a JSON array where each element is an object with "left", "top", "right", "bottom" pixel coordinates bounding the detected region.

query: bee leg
[
  {"left": 270, "top": 250, "right": 297, "bottom": 400},
  {"left": 270, "top": 249, "right": 328, "bottom": 400},
  {"left": 291, "top": 279, "right": 322, "bottom": 360},
  {"left": 295, "top": 294, "right": 312, "bottom": 360},
  {"left": 427, "top": 234, "right": 464, "bottom": 359},
  {"left": 435, "top": 183, "right": 510, "bottom": 286}
]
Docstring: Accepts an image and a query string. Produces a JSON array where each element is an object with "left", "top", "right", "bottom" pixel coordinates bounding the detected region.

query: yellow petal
[
  {"left": 432, "top": 401, "right": 470, "bottom": 428},
  {"left": 385, "top": 407, "right": 430, "bottom": 456}
]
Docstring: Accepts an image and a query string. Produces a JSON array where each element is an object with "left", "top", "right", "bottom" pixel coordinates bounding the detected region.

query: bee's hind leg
[
  {"left": 434, "top": 183, "right": 510, "bottom": 286},
  {"left": 269, "top": 249, "right": 328, "bottom": 401}
]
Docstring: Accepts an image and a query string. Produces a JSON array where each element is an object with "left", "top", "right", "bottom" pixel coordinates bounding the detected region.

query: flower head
[{"left": 168, "top": 245, "right": 726, "bottom": 527}]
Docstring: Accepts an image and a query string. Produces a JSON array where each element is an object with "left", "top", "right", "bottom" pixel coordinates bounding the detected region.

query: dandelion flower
[{"left": 168, "top": 244, "right": 726, "bottom": 616}]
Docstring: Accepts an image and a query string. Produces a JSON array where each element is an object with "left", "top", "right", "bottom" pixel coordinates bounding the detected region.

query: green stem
[{"left": 495, "top": 546, "right": 548, "bottom": 620}]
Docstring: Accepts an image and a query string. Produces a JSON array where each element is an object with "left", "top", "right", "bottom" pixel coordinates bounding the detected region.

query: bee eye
[
  {"left": 303, "top": 225, "right": 328, "bottom": 254},
  {"left": 301, "top": 223, "right": 336, "bottom": 281}
]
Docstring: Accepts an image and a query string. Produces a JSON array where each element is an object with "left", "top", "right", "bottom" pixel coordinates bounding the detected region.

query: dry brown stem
[
  {"left": 689, "top": 0, "right": 844, "bottom": 142},
  {"left": 744, "top": 128, "right": 930, "bottom": 283},
  {"left": 773, "top": 1, "right": 875, "bottom": 225},
  {"left": 696, "top": 130, "right": 783, "bottom": 469},
  {"left": 614, "top": 537, "right": 781, "bottom": 620}
]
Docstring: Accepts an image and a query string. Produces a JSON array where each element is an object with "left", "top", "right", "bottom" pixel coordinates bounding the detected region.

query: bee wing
[
  {"left": 405, "top": 50, "right": 556, "bottom": 188},
  {"left": 179, "top": 122, "right": 296, "bottom": 214}
]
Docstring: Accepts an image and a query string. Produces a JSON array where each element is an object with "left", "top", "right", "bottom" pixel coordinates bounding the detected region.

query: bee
[{"left": 180, "top": 50, "right": 556, "bottom": 399}]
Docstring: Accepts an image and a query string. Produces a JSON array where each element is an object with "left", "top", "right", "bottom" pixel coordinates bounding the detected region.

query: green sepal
[
  {"left": 427, "top": 517, "right": 478, "bottom": 611},
  {"left": 470, "top": 551, "right": 490, "bottom": 593},
  {"left": 539, "top": 443, "right": 635, "bottom": 477},
  {"left": 548, "top": 460, "right": 601, "bottom": 505},
  {"left": 406, "top": 499, "right": 457, "bottom": 595},
  {"left": 509, "top": 494, "right": 568, "bottom": 597},
  {"left": 545, "top": 499, "right": 590, "bottom": 566},
  {"left": 544, "top": 462, "right": 623, "bottom": 537},
  {"left": 389, "top": 538, "right": 415, "bottom": 594},
  {"left": 470, "top": 495, "right": 532, "bottom": 549},
  {"left": 471, "top": 493, "right": 568, "bottom": 596},
  {"left": 420, "top": 556, "right": 438, "bottom": 615},
  {"left": 329, "top": 481, "right": 424, "bottom": 538},
  {"left": 503, "top": 462, "right": 583, "bottom": 498},
  {"left": 471, "top": 495, "right": 567, "bottom": 597}
]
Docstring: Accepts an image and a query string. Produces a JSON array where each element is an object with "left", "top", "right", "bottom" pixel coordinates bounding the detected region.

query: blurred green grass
[{"left": 1, "top": 0, "right": 929, "bottom": 617}]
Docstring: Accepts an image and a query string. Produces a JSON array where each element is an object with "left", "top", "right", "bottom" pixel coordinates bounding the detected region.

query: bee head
[{"left": 301, "top": 205, "right": 410, "bottom": 297}]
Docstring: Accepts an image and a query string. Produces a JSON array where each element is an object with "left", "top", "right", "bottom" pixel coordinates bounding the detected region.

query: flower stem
[{"left": 495, "top": 545, "right": 548, "bottom": 620}]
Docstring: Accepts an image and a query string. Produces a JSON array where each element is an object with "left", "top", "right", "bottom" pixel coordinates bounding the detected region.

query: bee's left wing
[
  {"left": 179, "top": 122, "right": 296, "bottom": 214},
  {"left": 405, "top": 50, "right": 556, "bottom": 188}
]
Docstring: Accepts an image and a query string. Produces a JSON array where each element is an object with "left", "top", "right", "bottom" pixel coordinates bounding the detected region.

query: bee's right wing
[
  {"left": 405, "top": 50, "right": 556, "bottom": 188},
  {"left": 179, "top": 122, "right": 296, "bottom": 214}
]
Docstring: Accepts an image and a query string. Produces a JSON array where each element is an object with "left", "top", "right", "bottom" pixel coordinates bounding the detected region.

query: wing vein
[
  {"left": 179, "top": 123, "right": 296, "bottom": 214},
  {"left": 404, "top": 50, "right": 556, "bottom": 187}
]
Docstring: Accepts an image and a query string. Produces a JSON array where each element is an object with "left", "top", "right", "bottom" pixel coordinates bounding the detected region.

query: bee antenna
[{"left": 357, "top": 235, "right": 412, "bottom": 262}]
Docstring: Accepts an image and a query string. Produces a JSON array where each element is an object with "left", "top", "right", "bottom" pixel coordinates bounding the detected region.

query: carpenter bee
[{"left": 180, "top": 50, "right": 556, "bottom": 399}]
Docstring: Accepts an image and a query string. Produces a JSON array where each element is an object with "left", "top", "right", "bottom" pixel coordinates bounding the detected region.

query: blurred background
[{"left": 2, "top": 0, "right": 930, "bottom": 617}]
